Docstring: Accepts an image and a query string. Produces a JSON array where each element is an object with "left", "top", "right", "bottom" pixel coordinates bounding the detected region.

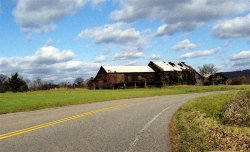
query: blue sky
[{"left": 0, "top": 0, "right": 250, "bottom": 82}]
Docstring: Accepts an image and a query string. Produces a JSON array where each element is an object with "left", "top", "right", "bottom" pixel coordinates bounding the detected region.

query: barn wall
[{"left": 94, "top": 70, "right": 158, "bottom": 89}]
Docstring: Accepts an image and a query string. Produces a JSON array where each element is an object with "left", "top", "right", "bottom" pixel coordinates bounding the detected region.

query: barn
[
  {"left": 93, "top": 61, "right": 204, "bottom": 89},
  {"left": 148, "top": 61, "right": 204, "bottom": 86},
  {"left": 93, "top": 66, "right": 157, "bottom": 89}
]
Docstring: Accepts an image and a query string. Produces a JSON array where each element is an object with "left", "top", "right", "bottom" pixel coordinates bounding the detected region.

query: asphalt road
[{"left": 0, "top": 92, "right": 225, "bottom": 152}]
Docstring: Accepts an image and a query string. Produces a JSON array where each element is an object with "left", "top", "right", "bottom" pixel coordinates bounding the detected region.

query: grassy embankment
[
  {"left": 1, "top": 85, "right": 250, "bottom": 114},
  {"left": 171, "top": 90, "right": 250, "bottom": 151}
]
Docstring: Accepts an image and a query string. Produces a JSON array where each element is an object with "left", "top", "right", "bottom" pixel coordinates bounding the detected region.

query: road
[{"left": 0, "top": 92, "right": 224, "bottom": 152}]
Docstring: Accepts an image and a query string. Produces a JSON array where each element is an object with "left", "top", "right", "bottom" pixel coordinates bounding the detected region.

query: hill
[{"left": 221, "top": 70, "right": 250, "bottom": 78}]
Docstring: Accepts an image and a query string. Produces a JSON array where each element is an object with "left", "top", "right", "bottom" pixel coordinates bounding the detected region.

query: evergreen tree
[{"left": 8, "top": 73, "right": 28, "bottom": 92}]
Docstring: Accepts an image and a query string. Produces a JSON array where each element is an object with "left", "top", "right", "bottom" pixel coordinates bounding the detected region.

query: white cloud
[
  {"left": 0, "top": 45, "right": 100, "bottom": 82},
  {"left": 125, "top": 60, "right": 138, "bottom": 66},
  {"left": 231, "top": 50, "right": 250, "bottom": 60},
  {"left": 111, "top": 0, "right": 249, "bottom": 35},
  {"left": 30, "top": 46, "right": 75, "bottom": 64},
  {"left": 213, "top": 14, "right": 250, "bottom": 39},
  {"left": 171, "top": 39, "right": 197, "bottom": 51},
  {"left": 113, "top": 50, "right": 144, "bottom": 60},
  {"left": 219, "top": 59, "right": 250, "bottom": 72},
  {"left": 146, "top": 54, "right": 161, "bottom": 60},
  {"left": 180, "top": 47, "right": 221, "bottom": 59},
  {"left": 156, "top": 22, "right": 202, "bottom": 36},
  {"left": 94, "top": 55, "right": 107, "bottom": 63},
  {"left": 77, "top": 22, "right": 150, "bottom": 61},
  {"left": 13, "top": 0, "right": 105, "bottom": 33},
  {"left": 76, "top": 22, "right": 148, "bottom": 49}
]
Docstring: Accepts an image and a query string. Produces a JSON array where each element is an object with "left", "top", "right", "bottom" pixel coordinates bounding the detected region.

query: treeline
[{"left": 0, "top": 73, "right": 93, "bottom": 93}]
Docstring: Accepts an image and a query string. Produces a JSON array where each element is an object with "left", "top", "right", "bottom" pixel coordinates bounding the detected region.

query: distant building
[
  {"left": 92, "top": 61, "right": 204, "bottom": 89},
  {"left": 204, "top": 73, "right": 228, "bottom": 85}
]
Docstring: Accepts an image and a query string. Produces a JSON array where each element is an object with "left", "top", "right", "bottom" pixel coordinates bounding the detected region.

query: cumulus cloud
[
  {"left": 0, "top": 45, "right": 100, "bottom": 82},
  {"left": 94, "top": 55, "right": 107, "bottom": 63},
  {"left": 172, "top": 39, "right": 197, "bottom": 51},
  {"left": 213, "top": 14, "right": 250, "bottom": 39},
  {"left": 77, "top": 22, "right": 150, "bottom": 61},
  {"left": 111, "top": 0, "right": 249, "bottom": 35},
  {"left": 76, "top": 22, "right": 148, "bottom": 49},
  {"left": 180, "top": 47, "right": 221, "bottom": 59},
  {"left": 146, "top": 54, "right": 161, "bottom": 60},
  {"left": 125, "top": 60, "right": 138, "bottom": 66},
  {"left": 217, "top": 50, "right": 250, "bottom": 72},
  {"left": 156, "top": 22, "right": 202, "bottom": 36},
  {"left": 113, "top": 50, "right": 144, "bottom": 60},
  {"left": 231, "top": 50, "right": 250, "bottom": 60},
  {"left": 13, "top": 0, "right": 105, "bottom": 33}
]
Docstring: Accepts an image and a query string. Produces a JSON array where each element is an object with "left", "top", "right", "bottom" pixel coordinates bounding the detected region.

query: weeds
[
  {"left": 223, "top": 91, "right": 250, "bottom": 127},
  {"left": 171, "top": 91, "right": 250, "bottom": 151}
]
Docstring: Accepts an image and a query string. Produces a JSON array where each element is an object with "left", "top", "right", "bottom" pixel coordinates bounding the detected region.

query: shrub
[{"left": 222, "top": 91, "right": 250, "bottom": 127}]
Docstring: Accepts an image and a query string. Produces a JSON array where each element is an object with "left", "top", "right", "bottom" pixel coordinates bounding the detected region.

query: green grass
[
  {"left": 171, "top": 91, "right": 250, "bottom": 151},
  {"left": 1, "top": 85, "right": 250, "bottom": 114}
]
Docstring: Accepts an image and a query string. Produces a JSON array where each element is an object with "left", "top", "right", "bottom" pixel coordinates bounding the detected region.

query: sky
[{"left": 0, "top": 0, "right": 250, "bottom": 82}]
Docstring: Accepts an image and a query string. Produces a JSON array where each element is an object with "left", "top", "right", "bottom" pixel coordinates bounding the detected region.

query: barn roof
[
  {"left": 151, "top": 61, "right": 190, "bottom": 71},
  {"left": 102, "top": 66, "right": 155, "bottom": 73}
]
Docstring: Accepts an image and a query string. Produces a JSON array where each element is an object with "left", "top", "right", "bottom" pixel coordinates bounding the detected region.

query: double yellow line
[{"left": 0, "top": 101, "right": 143, "bottom": 140}]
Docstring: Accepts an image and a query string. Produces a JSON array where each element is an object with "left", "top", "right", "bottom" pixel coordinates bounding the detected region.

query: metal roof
[
  {"left": 151, "top": 61, "right": 190, "bottom": 71},
  {"left": 102, "top": 66, "right": 155, "bottom": 73}
]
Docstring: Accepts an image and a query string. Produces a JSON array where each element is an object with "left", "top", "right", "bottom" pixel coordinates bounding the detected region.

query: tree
[
  {"left": 198, "top": 64, "right": 218, "bottom": 77},
  {"left": 30, "top": 77, "right": 43, "bottom": 90},
  {"left": 0, "top": 74, "right": 8, "bottom": 93},
  {"left": 74, "top": 77, "right": 84, "bottom": 88},
  {"left": 8, "top": 73, "right": 28, "bottom": 92}
]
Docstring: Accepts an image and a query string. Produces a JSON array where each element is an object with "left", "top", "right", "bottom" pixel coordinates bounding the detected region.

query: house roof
[
  {"left": 151, "top": 61, "right": 190, "bottom": 71},
  {"left": 102, "top": 66, "right": 155, "bottom": 73}
]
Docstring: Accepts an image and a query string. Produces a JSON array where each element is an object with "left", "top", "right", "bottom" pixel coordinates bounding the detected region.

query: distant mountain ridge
[{"left": 221, "top": 69, "right": 250, "bottom": 78}]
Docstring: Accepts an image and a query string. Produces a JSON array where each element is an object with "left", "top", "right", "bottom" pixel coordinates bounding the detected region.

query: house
[
  {"left": 204, "top": 73, "right": 228, "bottom": 85},
  {"left": 148, "top": 61, "right": 204, "bottom": 86},
  {"left": 93, "top": 66, "right": 157, "bottom": 89},
  {"left": 92, "top": 61, "right": 204, "bottom": 89}
]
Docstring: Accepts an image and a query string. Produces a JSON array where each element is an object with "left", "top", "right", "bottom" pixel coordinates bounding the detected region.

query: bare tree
[
  {"left": 74, "top": 77, "right": 84, "bottom": 88},
  {"left": 0, "top": 74, "right": 8, "bottom": 93},
  {"left": 198, "top": 64, "right": 218, "bottom": 77}
]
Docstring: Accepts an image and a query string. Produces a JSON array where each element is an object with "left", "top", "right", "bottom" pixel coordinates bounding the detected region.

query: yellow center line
[{"left": 0, "top": 101, "right": 144, "bottom": 140}]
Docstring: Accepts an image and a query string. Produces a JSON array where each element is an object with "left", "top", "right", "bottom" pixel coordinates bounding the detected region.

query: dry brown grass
[
  {"left": 223, "top": 91, "right": 250, "bottom": 127},
  {"left": 171, "top": 92, "right": 250, "bottom": 151}
]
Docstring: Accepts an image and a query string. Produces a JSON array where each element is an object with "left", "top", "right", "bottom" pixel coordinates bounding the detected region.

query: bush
[{"left": 222, "top": 91, "right": 250, "bottom": 127}]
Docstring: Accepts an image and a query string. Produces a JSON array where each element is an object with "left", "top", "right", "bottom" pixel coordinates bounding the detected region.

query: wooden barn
[
  {"left": 93, "top": 61, "right": 204, "bottom": 89},
  {"left": 93, "top": 66, "right": 157, "bottom": 89},
  {"left": 148, "top": 61, "right": 204, "bottom": 86}
]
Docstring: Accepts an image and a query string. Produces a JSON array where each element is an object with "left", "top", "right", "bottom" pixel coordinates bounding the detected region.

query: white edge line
[{"left": 125, "top": 106, "right": 171, "bottom": 152}]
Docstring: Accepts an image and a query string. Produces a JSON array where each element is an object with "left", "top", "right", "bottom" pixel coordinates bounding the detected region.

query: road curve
[{"left": 0, "top": 91, "right": 226, "bottom": 152}]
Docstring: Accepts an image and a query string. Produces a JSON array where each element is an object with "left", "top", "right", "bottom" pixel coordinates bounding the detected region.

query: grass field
[
  {"left": 1, "top": 85, "right": 250, "bottom": 114},
  {"left": 171, "top": 91, "right": 250, "bottom": 151}
]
